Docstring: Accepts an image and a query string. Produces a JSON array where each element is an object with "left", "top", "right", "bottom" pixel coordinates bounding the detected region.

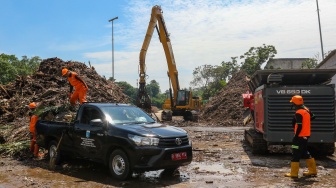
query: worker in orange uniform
[
  {"left": 285, "top": 95, "right": 317, "bottom": 178},
  {"left": 28, "top": 102, "right": 39, "bottom": 158},
  {"left": 61, "top": 68, "right": 88, "bottom": 106}
]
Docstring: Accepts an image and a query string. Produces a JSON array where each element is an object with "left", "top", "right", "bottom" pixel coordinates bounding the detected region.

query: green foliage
[
  {"left": 190, "top": 65, "right": 214, "bottom": 89},
  {"left": 0, "top": 53, "right": 41, "bottom": 84},
  {"left": 150, "top": 93, "right": 166, "bottom": 108},
  {"left": 116, "top": 81, "right": 137, "bottom": 104},
  {"left": 108, "top": 77, "right": 115, "bottom": 82},
  {"left": 190, "top": 44, "right": 277, "bottom": 99},
  {"left": 219, "top": 57, "right": 240, "bottom": 81},
  {"left": 190, "top": 64, "right": 216, "bottom": 100},
  {"left": 0, "top": 124, "right": 30, "bottom": 156},
  {"left": 145, "top": 80, "right": 165, "bottom": 108},
  {"left": 0, "top": 140, "right": 30, "bottom": 156},
  {"left": 301, "top": 58, "right": 318, "bottom": 69},
  {"left": 146, "top": 80, "right": 160, "bottom": 98},
  {"left": 116, "top": 80, "right": 165, "bottom": 108},
  {"left": 14, "top": 56, "right": 42, "bottom": 76},
  {"left": 0, "top": 54, "right": 18, "bottom": 84},
  {"left": 190, "top": 58, "right": 239, "bottom": 100},
  {"left": 240, "top": 44, "right": 277, "bottom": 75},
  {"left": 190, "top": 87, "right": 204, "bottom": 99}
]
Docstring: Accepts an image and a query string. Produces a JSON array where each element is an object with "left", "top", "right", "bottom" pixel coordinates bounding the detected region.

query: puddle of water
[{"left": 191, "top": 162, "right": 232, "bottom": 174}]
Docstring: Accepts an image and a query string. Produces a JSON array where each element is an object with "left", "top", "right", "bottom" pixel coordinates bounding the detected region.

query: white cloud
[{"left": 84, "top": 0, "right": 336, "bottom": 91}]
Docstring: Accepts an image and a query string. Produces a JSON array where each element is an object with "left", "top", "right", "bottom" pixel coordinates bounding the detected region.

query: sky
[{"left": 1, "top": 0, "right": 335, "bottom": 92}]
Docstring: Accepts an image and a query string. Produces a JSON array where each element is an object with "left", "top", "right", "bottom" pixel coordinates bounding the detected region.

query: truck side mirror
[{"left": 90, "top": 119, "right": 103, "bottom": 127}]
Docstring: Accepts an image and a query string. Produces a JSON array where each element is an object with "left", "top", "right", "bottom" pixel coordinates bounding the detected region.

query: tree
[
  {"left": 108, "top": 77, "right": 115, "bottom": 82},
  {"left": 0, "top": 54, "right": 19, "bottom": 84},
  {"left": 11, "top": 55, "right": 41, "bottom": 76},
  {"left": 301, "top": 58, "right": 318, "bottom": 69},
  {"left": 146, "top": 80, "right": 160, "bottom": 98},
  {"left": 150, "top": 93, "right": 166, "bottom": 109},
  {"left": 190, "top": 64, "right": 214, "bottom": 89},
  {"left": 240, "top": 44, "right": 277, "bottom": 75},
  {"left": 190, "top": 64, "right": 215, "bottom": 100},
  {"left": 117, "top": 80, "right": 165, "bottom": 108},
  {"left": 219, "top": 57, "right": 240, "bottom": 81},
  {"left": 115, "top": 81, "right": 137, "bottom": 104},
  {"left": 0, "top": 53, "right": 41, "bottom": 84},
  {"left": 190, "top": 58, "right": 240, "bottom": 100}
]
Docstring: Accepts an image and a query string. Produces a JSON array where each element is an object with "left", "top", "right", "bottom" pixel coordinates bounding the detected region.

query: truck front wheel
[{"left": 109, "top": 149, "right": 132, "bottom": 180}]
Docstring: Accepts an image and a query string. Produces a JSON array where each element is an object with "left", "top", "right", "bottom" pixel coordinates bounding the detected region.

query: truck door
[{"left": 73, "top": 106, "right": 105, "bottom": 160}]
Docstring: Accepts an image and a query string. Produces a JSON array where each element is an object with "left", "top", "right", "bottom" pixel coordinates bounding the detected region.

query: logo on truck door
[
  {"left": 80, "top": 137, "right": 96, "bottom": 148},
  {"left": 80, "top": 130, "right": 96, "bottom": 148},
  {"left": 276, "top": 90, "right": 311, "bottom": 94}
]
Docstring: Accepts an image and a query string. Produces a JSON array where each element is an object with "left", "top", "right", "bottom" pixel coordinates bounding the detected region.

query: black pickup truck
[{"left": 36, "top": 103, "right": 192, "bottom": 180}]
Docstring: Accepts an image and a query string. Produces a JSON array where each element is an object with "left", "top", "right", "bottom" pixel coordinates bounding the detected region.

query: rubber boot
[
  {"left": 303, "top": 158, "right": 317, "bottom": 177},
  {"left": 30, "top": 140, "right": 35, "bottom": 152},
  {"left": 33, "top": 144, "right": 39, "bottom": 158},
  {"left": 284, "top": 162, "right": 299, "bottom": 178}
]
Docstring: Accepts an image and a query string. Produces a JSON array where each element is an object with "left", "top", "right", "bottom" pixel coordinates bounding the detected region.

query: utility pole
[
  {"left": 316, "top": 0, "right": 324, "bottom": 60},
  {"left": 108, "top": 16, "right": 118, "bottom": 81}
]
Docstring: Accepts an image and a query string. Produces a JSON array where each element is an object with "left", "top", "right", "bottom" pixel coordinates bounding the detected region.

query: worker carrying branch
[
  {"left": 285, "top": 95, "right": 317, "bottom": 178},
  {"left": 62, "top": 68, "right": 88, "bottom": 106}
]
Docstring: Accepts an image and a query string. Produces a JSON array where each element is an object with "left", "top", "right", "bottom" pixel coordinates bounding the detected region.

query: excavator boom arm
[{"left": 137, "top": 5, "right": 180, "bottom": 110}]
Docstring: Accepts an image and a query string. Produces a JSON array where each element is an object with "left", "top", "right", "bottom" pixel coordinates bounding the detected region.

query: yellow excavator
[{"left": 136, "top": 5, "right": 203, "bottom": 121}]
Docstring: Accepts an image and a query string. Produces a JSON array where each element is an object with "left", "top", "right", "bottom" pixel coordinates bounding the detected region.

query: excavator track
[{"left": 244, "top": 128, "right": 268, "bottom": 154}]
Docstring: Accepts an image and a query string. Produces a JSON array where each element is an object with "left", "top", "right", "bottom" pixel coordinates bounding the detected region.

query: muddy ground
[{"left": 1, "top": 125, "right": 336, "bottom": 188}]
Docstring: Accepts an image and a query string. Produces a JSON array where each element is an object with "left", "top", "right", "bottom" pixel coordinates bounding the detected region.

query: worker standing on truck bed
[
  {"left": 62, "top": 68, "right": 88, "bottom": 106},
  {"left": 285, "top": 95, "right": 317, "bottom": 178},
  {"left": 27, "top": 102, "right": 39, "bottom": 158}
]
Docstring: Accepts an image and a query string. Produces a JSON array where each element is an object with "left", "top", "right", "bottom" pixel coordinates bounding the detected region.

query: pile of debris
[
  {"left": 199, "top": 70, "right": 249, "bottom": 126},
  {"left": 0, "top": 57, "right": 129, "bottom": 143}
]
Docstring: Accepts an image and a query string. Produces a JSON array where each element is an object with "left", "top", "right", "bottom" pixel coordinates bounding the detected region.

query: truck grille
[{"left": 158, "top": 136, "right": 189, "bottom": 147}]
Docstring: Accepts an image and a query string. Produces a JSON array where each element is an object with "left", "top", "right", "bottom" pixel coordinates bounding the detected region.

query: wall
[{"left": 264, "top": 58, "right": 309, "bottom": 69}]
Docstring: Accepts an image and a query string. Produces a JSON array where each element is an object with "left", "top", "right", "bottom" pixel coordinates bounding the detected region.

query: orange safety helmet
[
  {"left": 290, "top": 95, "right": 303, "bottom": 105},
  {"left": 28, "top": 102, "right": 37, "bottom": 109},
  {"left": 62, "top": 68, "right": 69, "bottom": 76}
]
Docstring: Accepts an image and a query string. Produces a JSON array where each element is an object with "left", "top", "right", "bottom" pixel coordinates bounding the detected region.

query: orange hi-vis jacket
[
  {"left": 294, "top": 108, "right": 311, "bottom": 137},
  {"left": 67, "top": 72, "right": 86, "bottom": 89},
  {"left": 29, "top": 115, "right": 39, "bottom": 134}
]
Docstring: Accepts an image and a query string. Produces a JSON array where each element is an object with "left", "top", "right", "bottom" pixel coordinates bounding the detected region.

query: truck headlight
[{"left": 128, "top": 134, "right": 159, "bottom": 146}]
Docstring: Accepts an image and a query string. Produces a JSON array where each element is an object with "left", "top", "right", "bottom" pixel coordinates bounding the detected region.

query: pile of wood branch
[
  {"left": 199, "top": 71, "right": 249, "bottom": 126},
  {"left": 0, "top": 57, "right": 130, "bottom": 142}
]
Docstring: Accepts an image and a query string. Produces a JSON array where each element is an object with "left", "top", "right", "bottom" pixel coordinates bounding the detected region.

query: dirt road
[{"left": 1, "top": 126, "right": 336, "bottom": 188}]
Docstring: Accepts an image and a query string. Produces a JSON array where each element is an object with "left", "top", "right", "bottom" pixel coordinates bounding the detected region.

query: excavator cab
[{"left": 176, "top": 90, "right": 189, "bottom": 106}]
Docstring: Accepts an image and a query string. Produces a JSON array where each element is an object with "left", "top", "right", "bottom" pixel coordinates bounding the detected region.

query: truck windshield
[{"left": 100, "top": 106, "right": 156, "bottom": 125}]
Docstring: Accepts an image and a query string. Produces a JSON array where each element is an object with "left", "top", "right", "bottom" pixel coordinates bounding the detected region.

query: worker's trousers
[
  {"left": 70, "top": 86, "right": 88, "bottom": 105},
  {"left": 291, "top": 137, "right": 312, "bottom": 162},
  {"left": 30, "top": 133, "right": 39, "bottom": 157}
]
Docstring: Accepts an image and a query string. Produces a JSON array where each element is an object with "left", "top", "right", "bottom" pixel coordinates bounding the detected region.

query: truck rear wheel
[
  {"left": 109, "top": 149, "right": 132, "bottom": 180},
  {"left": 48, "top": 140, "right": 61, "bottom": 165}
]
